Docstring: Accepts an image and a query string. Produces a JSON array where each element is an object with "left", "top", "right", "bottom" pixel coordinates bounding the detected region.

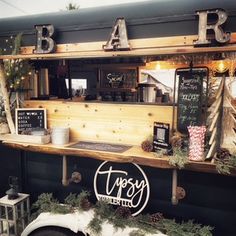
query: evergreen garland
[
  {"left": 169, "top": 148, "right": 188, "bottom": 169},
  {"left": 32, "top": 192, "right": 213, "bottom": 236},
  {"left": 129, "top": 230, "right": 145, "bottom": 236},
  {"left": 12, "top": 33, "right": 22, "bottom": 55},
  {"left": 31, "top": 193, "right": 71, "bottom": 217},
  {"left": 88, "top": 217, "right": 103, "bottom": 235},
  {"left": 87, "top": 200, "right": 213, "bottom": 236},
  {"left": 214, "top": 153, "right": 236, "bottom": 175},
  {"left": 65, "top": 191, "right": 92, "bottom": 211}
]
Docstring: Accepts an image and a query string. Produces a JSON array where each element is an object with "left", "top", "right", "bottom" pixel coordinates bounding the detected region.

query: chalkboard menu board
[
  {"left": 177, "top": 68, "right": 207, "bottom": 133},
  {"left": 16, "top": 108, "right": 47, "bottom": 134}
]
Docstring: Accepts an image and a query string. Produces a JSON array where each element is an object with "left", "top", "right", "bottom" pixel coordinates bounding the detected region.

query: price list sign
[
  {"left": 16, "top": 108, "right": 47, "bottom": 134},
  {"left": 177, "top": 69, "right": 206, "bottom": 133}
]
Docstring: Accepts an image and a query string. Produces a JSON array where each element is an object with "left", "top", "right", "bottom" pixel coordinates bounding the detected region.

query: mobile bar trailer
[{"left": 0, "top": 0, "right": 235, "bottom": 236}]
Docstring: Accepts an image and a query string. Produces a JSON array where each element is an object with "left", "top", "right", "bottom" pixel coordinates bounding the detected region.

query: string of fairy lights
[{"left": 1, "top": 35, "right": 32, "bottom": 92}]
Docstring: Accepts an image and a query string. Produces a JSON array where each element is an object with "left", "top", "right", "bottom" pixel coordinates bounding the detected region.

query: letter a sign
[{"left": 103, "top": 18, "right": 131, "bottom": 51}]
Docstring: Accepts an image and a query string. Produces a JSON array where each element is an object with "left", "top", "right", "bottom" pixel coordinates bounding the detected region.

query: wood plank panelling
[
  {"left": 17, "top": 33, "right": 236, "bottom": 54},
  {"left": 0, "top": 33, "right": 236, "bottom": 59},
  {"left": 24, "top": 101, "right": 174, "bottom": 145}
]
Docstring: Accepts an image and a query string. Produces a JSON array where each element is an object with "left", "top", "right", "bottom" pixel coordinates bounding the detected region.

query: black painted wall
[
  {"left": 0, "top": 144, "right": 235, "bottom": 236},
  {"left": 0, "top": 144, "right": 22, "bottom": 196}
]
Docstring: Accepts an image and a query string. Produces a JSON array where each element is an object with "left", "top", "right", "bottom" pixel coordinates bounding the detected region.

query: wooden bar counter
[
  {"left": 2, "top": 138, "right": 235, "bottom": 176},
  {"left": 1, "top": 100, "right": 234, "bottom": 176}
]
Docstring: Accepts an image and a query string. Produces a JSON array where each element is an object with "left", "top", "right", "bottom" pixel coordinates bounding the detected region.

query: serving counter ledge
[{"left": 2, "top": 139, "right": 235, "bottom": 176}]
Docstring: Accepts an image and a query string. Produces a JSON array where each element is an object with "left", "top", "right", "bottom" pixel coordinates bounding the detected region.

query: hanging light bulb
[
  {"left": 218, "top": 60, "right": 227, "bottom": 73},
  {"left": 210, "top": 53, "right": 231, "bottom": 74},
  {"left": 155, "top": 61, "right": 161, "bottom": 70}
]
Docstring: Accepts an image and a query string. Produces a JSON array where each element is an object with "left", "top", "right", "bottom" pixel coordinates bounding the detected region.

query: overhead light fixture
[
  {"left": 210, "top": 52, "right": 236, "bottom": 77},
  {"left": 155, "top": 61, "right": 161, "bottom": 70}
]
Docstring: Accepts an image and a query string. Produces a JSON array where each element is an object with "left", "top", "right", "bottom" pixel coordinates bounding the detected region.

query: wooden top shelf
[
  {"left": 97, "top": 88, "right": 137, "bottom": 92},
  {"left": 2, "top": 139, "right": 235, "bottom": 176}
]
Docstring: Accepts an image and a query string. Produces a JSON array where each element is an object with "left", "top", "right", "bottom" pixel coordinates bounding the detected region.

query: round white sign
[{"left": 94, "top": 161, "right": 150, "bottom": 216}]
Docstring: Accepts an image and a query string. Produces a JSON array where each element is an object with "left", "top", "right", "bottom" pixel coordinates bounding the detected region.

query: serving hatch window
[
  {"left": 66, "top": 78, "right": 87, "bottom": 96},
  {"left": 140, "top": 69, "right": 175, "bottom": 103}
]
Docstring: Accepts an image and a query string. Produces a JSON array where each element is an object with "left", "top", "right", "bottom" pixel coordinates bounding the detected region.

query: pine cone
[
  {"left": 216, "top": 148, "right": 231, "bottom": 160},
  {"left": 115, "top": 206, "right": 132, "bottom": 218},
  {"left": 80, "top": 198, "right": 91, "bottom": 211},
  {"left": 149, "top": 212, "right": 163, "bottom": 223},
  {"left": 141, "top": 140, "right": 153, "bottom": 152},
  {"left": 170, "top": 135, "right": 182, "bottom": 148}
]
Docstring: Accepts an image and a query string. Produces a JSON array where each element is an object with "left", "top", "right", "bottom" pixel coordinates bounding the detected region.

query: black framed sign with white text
[{"left": 16, "top": 108, "right": 47, "bottom": 134}]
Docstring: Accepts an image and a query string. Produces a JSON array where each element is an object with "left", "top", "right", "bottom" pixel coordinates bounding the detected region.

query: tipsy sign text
[{"left": 94, "top": 161, "right": 150, "bottom": 216}]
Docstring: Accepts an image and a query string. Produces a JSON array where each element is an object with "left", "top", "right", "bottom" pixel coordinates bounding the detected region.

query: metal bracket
[
  {"left": 62, "top": 155, "right": 69, "bottom": 186},
  {"left": 62, "top": 155, "right": 82, "bottom": 186},
  {"left": 171, "top": 169, "right": 186, "bottom": 205}
]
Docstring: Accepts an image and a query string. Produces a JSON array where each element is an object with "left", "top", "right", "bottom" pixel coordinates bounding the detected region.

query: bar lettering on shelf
[{"left": 16, "top": 108, "right": 47, "bottom": 134}]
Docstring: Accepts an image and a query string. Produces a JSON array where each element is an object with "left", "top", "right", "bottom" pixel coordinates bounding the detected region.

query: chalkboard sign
[
  {"left": 16, "top": 108, "right": 47, "bottom": 134},
  {"left": 177, "top": 68, "right": 207, "bottom": 133}
]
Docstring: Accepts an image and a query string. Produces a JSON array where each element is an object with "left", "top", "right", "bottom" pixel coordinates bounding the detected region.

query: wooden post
[
  {"left": 0, "top": 61, "right": 15, "bottom": 134},
  {"left": 15, "top": 92, "right": 20, "bottom": 108},
  {"left": 220, "top": 77, "right": 236, "bottom": 152},
  {"left": 206, "top": 77, "right": 224, "bottom": 159}
]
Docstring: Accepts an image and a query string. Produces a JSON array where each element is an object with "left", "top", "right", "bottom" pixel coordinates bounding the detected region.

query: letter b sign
[{"left": 34, "top": 24, "right": 55, "bottom": 54}]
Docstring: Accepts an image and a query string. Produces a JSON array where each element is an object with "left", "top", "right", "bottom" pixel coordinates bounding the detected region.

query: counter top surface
[{"left": 1, "top": 137, "right": 235, "bottom": 176}]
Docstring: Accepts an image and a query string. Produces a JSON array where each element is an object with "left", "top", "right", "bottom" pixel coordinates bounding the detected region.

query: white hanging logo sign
[{"left": 94, "top": 161, "right": 150, "bottom": 216}]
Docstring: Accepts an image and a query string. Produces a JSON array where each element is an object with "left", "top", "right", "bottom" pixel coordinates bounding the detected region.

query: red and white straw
[{"left": 188, "top": 126, "right": 206, "bottom": 161}]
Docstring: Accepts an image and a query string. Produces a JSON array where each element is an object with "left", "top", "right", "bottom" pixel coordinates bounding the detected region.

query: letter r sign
[{"left": 194, "top": 9, "right": 231, "bottom": 45}]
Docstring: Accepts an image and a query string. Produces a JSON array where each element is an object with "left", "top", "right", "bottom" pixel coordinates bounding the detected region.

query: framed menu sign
[
  {"left": 16, "top": 108, "right": 47, "bottom": 134},
  {"left": 176, "top": 67, "right": 208, "bottom": 133}
]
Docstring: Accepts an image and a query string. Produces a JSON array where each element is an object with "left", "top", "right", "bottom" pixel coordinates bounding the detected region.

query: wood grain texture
[
  {"left": 24, "top": 100, "right": 174, "bottom": 145},
  {"left": 3, "top": 141, "right": 236, "bottom": 176},
  {"left": 0, "top": 33, "right": 235, "bottom": 59},
  {"left": 0, "top": 134, "right": 50, "bottom": 144}
]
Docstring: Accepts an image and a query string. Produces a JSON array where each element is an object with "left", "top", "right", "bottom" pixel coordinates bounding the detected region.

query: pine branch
[
  {"left": 169, "top": 148, "right": 188, "bottom": 169},
  {"left": 214, "top": 153, "right": 236, "bottom": 175},
  {"left": 12, "top": 33, "right": 23, "bottom": 55},
  {"left": 32, "top": 193, "right": 213, "bottom": 236}
]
